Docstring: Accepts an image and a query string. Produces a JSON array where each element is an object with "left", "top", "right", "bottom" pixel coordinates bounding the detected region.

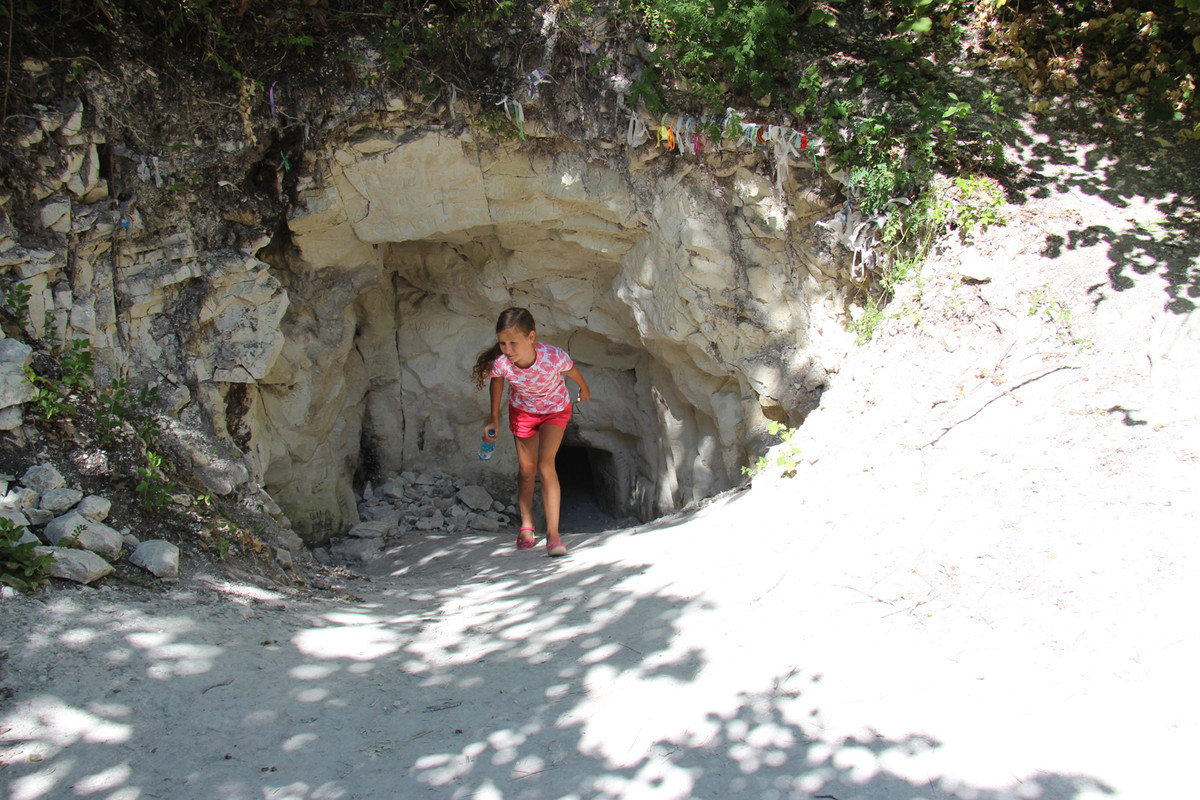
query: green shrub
[
  {"left": 0, "top": 518, "right": 53, "bottom": 595},
  {"left": 635, "top": 0, "right": 795, "bottom": 98},
  {"left": 743, "top": 420, "right": 802, "bottom": 478},
  {"left": 136, "top": 451, "right": 175, "bottom": 514},
  {"left": 24, "top": 367, "right": 73, "bottom": 422}
]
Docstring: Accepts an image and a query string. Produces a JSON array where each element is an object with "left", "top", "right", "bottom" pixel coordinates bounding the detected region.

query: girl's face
[{"left": 497, "top": 326, "right": 537, "bottom": 366}]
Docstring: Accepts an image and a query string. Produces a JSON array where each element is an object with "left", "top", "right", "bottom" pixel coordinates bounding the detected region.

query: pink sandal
[
  {"left": 546, "top": 536, "right": 568, "bottom": 557},
  {"left": 516, "top": 526, "right": 537, "bottom": 550}
]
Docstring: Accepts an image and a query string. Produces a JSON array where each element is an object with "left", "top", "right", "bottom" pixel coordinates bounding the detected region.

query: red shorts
[{"left": 509, "top": 404, "right": 572, "bottom": 438}]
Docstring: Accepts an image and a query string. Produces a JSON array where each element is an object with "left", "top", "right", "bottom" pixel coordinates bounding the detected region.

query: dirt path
[{"left": 2, "top": 127, "right": 1198, "bottom": 799}]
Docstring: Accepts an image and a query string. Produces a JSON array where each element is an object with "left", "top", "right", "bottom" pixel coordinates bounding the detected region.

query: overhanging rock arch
[{"left": 245, "top": 129, "right": 845, "bottom": 545}]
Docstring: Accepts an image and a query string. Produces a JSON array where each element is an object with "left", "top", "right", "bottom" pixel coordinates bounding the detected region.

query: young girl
[{"left": 472, "top": 308, "right": 591, "bottom": 557}]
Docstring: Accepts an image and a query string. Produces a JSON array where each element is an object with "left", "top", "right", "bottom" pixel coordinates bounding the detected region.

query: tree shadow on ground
[
  {"left": 1007, "top": 110, "right": 1200, "bottom": 314},
  {"left": 1, "top": 523, "right": 1113, "bottom": 800}
]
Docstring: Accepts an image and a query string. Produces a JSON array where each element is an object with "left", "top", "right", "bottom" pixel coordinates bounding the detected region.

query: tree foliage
[{"left": 984, "top": 0, "right": 1200, "bottom": 129}]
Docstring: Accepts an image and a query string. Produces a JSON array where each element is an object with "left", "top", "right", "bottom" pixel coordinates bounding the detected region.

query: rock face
[
  {"left": 3, "top": 91, "right": 858, "bottom": 547},
  {"left": 264, "top": 132, "right": 847, "bottom": 542}
]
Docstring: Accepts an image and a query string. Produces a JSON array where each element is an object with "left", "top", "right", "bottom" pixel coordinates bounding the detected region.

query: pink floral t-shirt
[{"left": 490, "top": 342, "right": 574, "bottom": 414}]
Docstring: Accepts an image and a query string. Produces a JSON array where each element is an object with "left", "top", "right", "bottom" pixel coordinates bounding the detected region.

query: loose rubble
[
  {"left": 1, "top": 461, "right": 180, "bottom": 584},
  {"left": 315, "top": 471, "right": 517, "bottom": 566}
]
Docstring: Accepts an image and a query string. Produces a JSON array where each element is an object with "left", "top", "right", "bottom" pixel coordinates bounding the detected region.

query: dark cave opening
[{"left": 556, "top": 444, "right": 619, "bottom": 533}]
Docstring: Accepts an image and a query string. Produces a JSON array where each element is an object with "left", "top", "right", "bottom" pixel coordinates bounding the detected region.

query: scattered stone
[
  {"left": 456, "top": 485, "right": 493, "bottom": 512},
  {"left": 376, "top": 508, "right": 403, "bottom": 528},
  {"left": 0, "top": 509, "right": 30, "bottom": 528},
  {"left": 329, "top": 536, "right": 382, "bottom": 563},
  {"left": 56, "top": 98, "right": 84, "bottom": 140},
  {"left": 17, "top": 530, "right": 40, "bottom": 546},
  {"left": 195, "top": 459, "right": 250, "bottom": 496},
  {"left": 468, "top": 513, "right": 502, "bottom": 532},
  {"left": 271, "top": 527, "right": 304, "bottom": 554},
  {"left": 43, "top": 511, "right": 124, "bottom": 560},
  {"left": 380, "top": 478, "right": 406, "bottom": 500},
  {"left": 0, "top": 406, "right": 23, "bottom": 430},
  {"left": 0, "top": 339, "right": 35, "bottom": 410},
  {"left": 415, "top": 510, "right": 445, "bottom": 531},
  {"left": 325, "top": 469, "right": 516, "bottom": 565},
  {"left": 129, "top": 540, "right": 180, "bottom": 579},
  {"left": 38, "top": 196, "right": 72, "bottom": 233},
  {"left": 21, "top": 463, "right": 66, "bottom": 494},
  {"left": 1, "top": 487, "right": 38, "bottom": 510},
  {"left": 76, "top": 495, "right": 112, "bottom": 522},
  {"left": 24, "top": 509, "right": 53, "bottom": 526},
  {"left": 35, "top": 546, "right": 114, "bottom": 585},
  {"left": 347, "top": 520, "right": 389, "bottom": 539},
  {"left": 39, "top": 487, "right": 84, "bottom": 514},
  {"left": 274, "top": 547, "right": 294, "bottom": 571},
  {"left": 122, "top": 533, "right": 141, "bottom": 550},
  {"left": 15, "top": 118, "right": 43, "bottom": 148}
]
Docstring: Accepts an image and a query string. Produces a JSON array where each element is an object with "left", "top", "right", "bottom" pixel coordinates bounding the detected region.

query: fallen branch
[{"left": 922, "top": 365, "right": 1079, "bottom": 448}]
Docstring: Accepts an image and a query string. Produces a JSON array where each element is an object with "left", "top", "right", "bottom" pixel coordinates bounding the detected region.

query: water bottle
[{"left": 479, "top": 429, "right": 496, "bottom": 461}]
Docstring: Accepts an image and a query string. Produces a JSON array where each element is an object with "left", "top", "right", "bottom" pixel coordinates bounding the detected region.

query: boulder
[
  {"left": 38, "top": 487, "right": 84, "bottom": 514},
  {"left": 0, "top": 406, "right": 23, "bottom": 430},
  {"left": 456, "top": 485, "right": 494, "bottom": 512},
  {"left": 35, "top": 546, "right": 113, "bottom": 584},
  {"left": 0, "top": 509, "right": 30, "bottom": 529},
  {"left": 329, "top": 536, "right": 382, "bottom": 563},
  {"left": 346, "top": 520, "right": 389, "bottom": 539},
  {"left": 468, "top": 512, "right": 502, "bottom": 532},
  {"left": 76, "top": 495, "right": 112, "bottom": 522},
  {"left": 43, "top": 511, "right": 123, "bottom": 560},
  {"left": 128, "top": 540, "right": 180, "bottom": 579},
  {"left": 20, "top": 463, "right": 65, "bottom": 493},
  {"left": 0, "top": 340, "right": 34, "bottom": 409}
]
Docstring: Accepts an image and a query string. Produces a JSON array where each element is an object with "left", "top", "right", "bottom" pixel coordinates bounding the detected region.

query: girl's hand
[
  {"left": 484, "top": 424, "right": 498, "bottom": 442},
  {"left": 577, "top": 385, "right": 590, "bottom": 403}
]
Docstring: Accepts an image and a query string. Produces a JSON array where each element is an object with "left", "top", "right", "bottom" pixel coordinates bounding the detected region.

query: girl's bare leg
[
  {"left": 536, "top": 424, "right": 567, "bottom": 539},
  {"left": 514, "top": 433, "right": 540, "bottom": 540}
]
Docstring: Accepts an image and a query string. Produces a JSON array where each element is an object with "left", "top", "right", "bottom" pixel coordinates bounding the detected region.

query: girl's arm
[
  {"left": 563, "top": 365, "right": 590, "bottom": 403},
  {"left": 486, "top": 377, "right": 504, "bottom": 441}
]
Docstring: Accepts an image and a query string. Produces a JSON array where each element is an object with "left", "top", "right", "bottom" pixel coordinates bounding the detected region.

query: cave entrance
[{"left": 556, "top": 445, "right": 619, "bottom": 532}]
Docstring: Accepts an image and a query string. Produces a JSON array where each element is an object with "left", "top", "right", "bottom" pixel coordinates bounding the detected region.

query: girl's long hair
[{"left": 471, "top": 307, "right": 537, "bottom": 389}]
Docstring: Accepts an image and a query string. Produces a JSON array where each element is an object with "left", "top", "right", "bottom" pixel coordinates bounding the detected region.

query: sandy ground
[{"left": 2, "top": 128, "right": 1199, "bottom": 799}]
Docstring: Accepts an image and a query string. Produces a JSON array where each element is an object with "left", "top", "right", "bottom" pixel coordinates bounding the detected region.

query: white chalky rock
[
  {"left": 129, "top": 540, "right": 180, "bottom": 579},
  {"left": 76, "top": 495, "right": 112, "bottom": 522},
  {"left": 21, "top": 463, "right": 65, "bottom": 493},
  {"left": 35, "top": 546, "right": 114, "bottom": 584},
  {"left": 456, "top": 485, "right": 494, "bottom": 512},
  {"left": 0, "top": 509, "right": 30, "bottom": 528},
  {"left": 0, "top": 339, "right": 34, "bottom": 410},
  {"left": 468, "top": 513, "right": 502, "bottom": 532},
  {"left": 346, "top": 520, "right": 389, "bottom": 539},
  {"left": 39, "top": 487, "right": 84, "bottom": 513},
  {"left": 43, "top": 511, "right": 123, "bottom": 560},
  {"left": 330, "top": 536, "right": 382, "bottom": 562},
  {"left": 0, "top": 406, "right": 22, "bottom": 431}
]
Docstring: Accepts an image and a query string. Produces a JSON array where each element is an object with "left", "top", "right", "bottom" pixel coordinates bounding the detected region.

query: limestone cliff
[{"left": 0, "top": 55, "right": 861, "bottom": 547}]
